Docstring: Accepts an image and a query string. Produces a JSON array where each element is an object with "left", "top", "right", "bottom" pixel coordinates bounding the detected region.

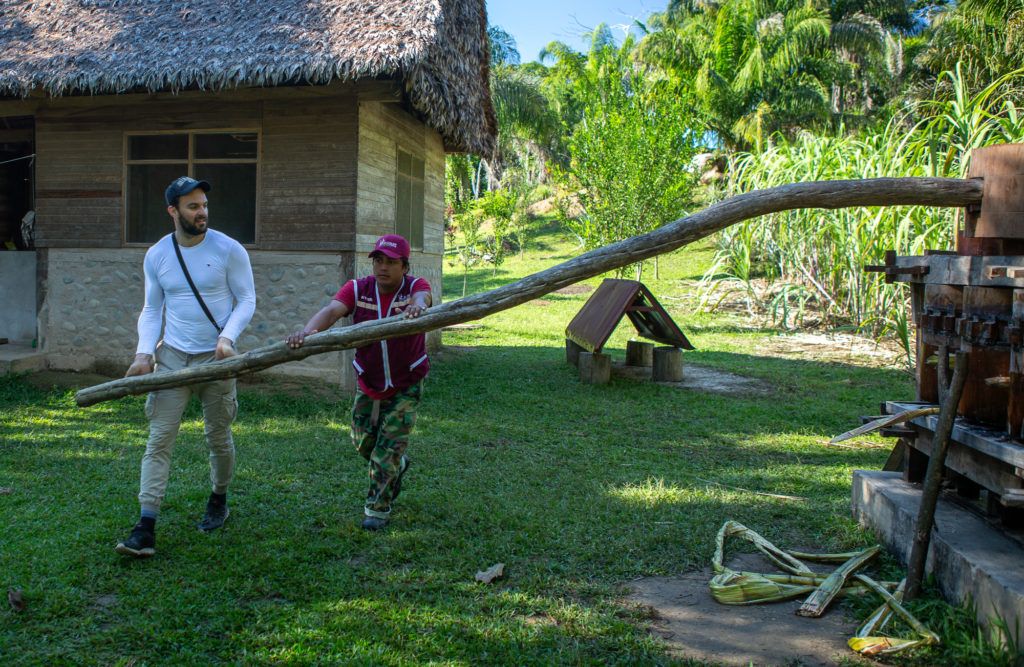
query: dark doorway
[{"left": 0, "top": 115, "right": 34, "bottom": 249}]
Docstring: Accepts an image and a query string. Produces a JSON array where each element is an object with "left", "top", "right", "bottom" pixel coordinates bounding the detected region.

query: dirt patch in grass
[
  {"left": 624, "top": 553, "right": 867, "bottom": 666},
  {"left": 520, "top": 613, "right": 558, "bottom": 627},
  {"left": 526, "top": 195, "right": 583, "bottom": 219},
  {"left": 761, "top": 332, "right": 906, "bottom": 369},
  {"left": 553, "top": 283, "right": 593, "bottom": 295},
  {"left": 612, "top": 362, "right": 772, "bottom": 396}
]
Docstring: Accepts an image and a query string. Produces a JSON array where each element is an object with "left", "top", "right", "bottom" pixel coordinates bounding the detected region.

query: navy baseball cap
[{"left": 165, "top": 176, "right": 211, "bottom": 206}]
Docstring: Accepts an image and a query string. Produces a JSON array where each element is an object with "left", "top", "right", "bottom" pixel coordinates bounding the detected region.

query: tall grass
[{"left": 703, "top": 67, "right": 1024, "bottom": 357}]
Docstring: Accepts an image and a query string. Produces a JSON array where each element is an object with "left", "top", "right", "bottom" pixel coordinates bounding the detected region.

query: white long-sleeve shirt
[{"left": 136, "top": 229, "right": 256, "bottom": 355}]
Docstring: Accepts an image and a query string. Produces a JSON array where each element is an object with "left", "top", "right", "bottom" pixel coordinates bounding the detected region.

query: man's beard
[{"left": 177, "top": 211, "right": 207, "bottom": 237}]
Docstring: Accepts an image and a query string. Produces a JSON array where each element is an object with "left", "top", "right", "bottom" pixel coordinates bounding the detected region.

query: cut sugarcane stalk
[
  {"left": 713, "top": 520, "right": 812, "bottom": 575},
  {"left": 797, "top": 546, "right": 881, "bottom": 617},
  {"left": 707, "top": 521, "right": 937, "bottom": 657},
  {"left": 848, "top": 576, "right": 939, "bottom": 655}
]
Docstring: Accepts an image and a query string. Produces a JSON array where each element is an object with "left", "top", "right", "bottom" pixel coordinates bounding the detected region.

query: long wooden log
[{"left": 75, "top": 177, "right": 982, "bottom": 407}]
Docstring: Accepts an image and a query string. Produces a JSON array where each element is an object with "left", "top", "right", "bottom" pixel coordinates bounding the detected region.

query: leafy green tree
[
  {"left": 447, "top": 208, "right": 485, "bottom": 297},
  {"left": 476, "top": 189, "right": 516, "bottom": 274},
  {"left": 545, "top": 29, "right": 700, "bottom": 279}
]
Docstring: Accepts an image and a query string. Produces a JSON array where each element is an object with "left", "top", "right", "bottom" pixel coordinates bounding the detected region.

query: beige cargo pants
[{"left": 138, "top": 343, "right": 238, "bottom": 513}]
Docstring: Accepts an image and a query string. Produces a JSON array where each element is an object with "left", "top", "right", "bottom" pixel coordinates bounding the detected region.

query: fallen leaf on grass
[
  {"left": 475, "top": 563, "right": 505, "bottom": 584},
  {"left": 8, "top": 588, "right": 25, "bottom": 612},
  {"left": 0, "top": 488, "right": 12, "bottom": 495}
]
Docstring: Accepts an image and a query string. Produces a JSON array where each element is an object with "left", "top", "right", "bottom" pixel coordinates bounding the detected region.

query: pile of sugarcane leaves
[{"left": 709, "top": 521, "right": 939, "bottom": 657}]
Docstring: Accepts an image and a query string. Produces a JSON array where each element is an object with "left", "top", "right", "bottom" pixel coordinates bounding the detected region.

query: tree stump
[
  {"left": 625, "top": 340, "right": 654, "bottom": 367},
  {"left": 579, "top": 352, "right": 611, "bottom": 384},
  {"left": 566, "top": 338, "right": 584, "bottom": 366},
  {"left": 652, "top": 346, "right": 683, "bottom": 382}
]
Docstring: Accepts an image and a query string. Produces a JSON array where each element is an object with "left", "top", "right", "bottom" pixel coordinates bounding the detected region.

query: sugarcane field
[{"left": 5, "top": 1, "right": 1024, "bottom": 665}]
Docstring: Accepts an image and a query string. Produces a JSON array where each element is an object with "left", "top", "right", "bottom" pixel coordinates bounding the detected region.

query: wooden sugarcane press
[{"left": 868, "top": 144, "right": 1024, "bottom": 529}]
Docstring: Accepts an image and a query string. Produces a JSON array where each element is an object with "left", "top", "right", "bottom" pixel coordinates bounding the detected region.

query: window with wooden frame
[
  {"left": 395, "top": 148, "right": 425, "bottom": 250},
  {"left": 124, "top": 131, "right": 258, "bottom": 245}
]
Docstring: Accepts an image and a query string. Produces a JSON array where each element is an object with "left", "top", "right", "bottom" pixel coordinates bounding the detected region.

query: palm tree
[
  {"left": 639, "top": 0, "right": 902, "bottom": 148},
  {"left": 488, "top": 25, "right": 521, "bottom": 66},
  {"left": 445, "top": 26, "right": 558, "bottom": 203},
  {"left": 489, "top": 65, "right": 559, "bottom": 186},
  {"left": 828, "top": 11, "right": 903, "bottom": 124},
  {"left": 914, "top": 0, "right": 1024, "bottom": 99}
]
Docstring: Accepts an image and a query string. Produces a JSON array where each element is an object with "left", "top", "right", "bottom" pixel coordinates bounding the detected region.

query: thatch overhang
[{"left": 0, "top": 0, "right": 496, "bottom": 154}]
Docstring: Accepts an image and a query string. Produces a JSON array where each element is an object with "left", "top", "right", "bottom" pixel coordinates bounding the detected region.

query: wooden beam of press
[
  {"left": 905, "top": 350, "right": 970, "bottom": 600},
  {"left": 75, "top": 177, "right": 982, "bottom": 407}
]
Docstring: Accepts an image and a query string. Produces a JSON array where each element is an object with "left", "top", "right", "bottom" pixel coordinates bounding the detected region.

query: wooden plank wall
[
  {"left": 34, "top": 108, "right": 123, "bottom": 247},
  {"left": 26, "top": 89, "right": 358, "bottom": 250},
  {"left": 261, "top": 98, "right": 357, "bottom": 251},
  {"left": 356, "top": 101, "right": 445, "bottom": 255}
]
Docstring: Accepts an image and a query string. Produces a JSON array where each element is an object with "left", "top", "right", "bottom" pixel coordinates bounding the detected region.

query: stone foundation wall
[
  {"left": 40, "top": 248, "right": 350, "bottom": 383},
  {"left": 39, "top": 247, "right": 443, "bottom": 389}
]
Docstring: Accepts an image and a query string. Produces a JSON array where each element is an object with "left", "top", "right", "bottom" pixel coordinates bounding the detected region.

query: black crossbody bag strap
[{"left": 171, "top": 233, "right": 223, "bottom": 334}]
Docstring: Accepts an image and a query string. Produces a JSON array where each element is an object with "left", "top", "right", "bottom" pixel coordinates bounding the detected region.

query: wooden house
[{"left": 0, "top": 0, "right": 495, "bottom": 385}]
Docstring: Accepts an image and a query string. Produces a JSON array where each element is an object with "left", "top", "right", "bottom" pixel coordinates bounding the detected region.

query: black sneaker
[
  {"left": 198, "top": 500, "right": 230, "bottom": 532},
  {"left": 115, "top": 522, "right": 156, "bottom": 558},
  {"left": 392, "top": 456, "right": 410, "bottom": 501},
  {"left": 361, "top": 515, "right": 389, "bottom": 531}
]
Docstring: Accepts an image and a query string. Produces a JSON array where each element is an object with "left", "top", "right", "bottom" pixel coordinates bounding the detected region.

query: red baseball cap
[{"left": 369, "top": 234, "right": 410, "bottom": 259}]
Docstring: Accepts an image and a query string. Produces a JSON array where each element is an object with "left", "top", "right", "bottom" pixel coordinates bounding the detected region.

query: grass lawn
[{"left": 0, "top": 221, "right": 1012, "bottom": 665}]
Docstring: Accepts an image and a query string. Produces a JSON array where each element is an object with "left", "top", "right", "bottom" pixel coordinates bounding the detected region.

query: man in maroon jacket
[{"left": 287, "top": 234, "right": 432, "bottom": 530}]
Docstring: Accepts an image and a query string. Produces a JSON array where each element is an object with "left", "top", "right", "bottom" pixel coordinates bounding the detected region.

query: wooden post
[
  {"left": 625, "top": 340, "right": 654, "bottom": 367},
  {"left": 903, "top": 445, "right": 929, "bottom": 483},
  {"left": 579, "top": 352, "right": 611, "bottom": 384},
  {"left": 936, "top": 343, "right": 949, "bottom": 404},
  {"left": 958, "top": 286, "right": 1012, "bottom": 427},
  {"left": 566, "top": 338, "right": 584, "bottom": 367},
  {"left": 951, "top": 472, "right": 981, "bottom": 500},
  {"left": 918, "top": 284, "right": 961, "bottom": 404},
  {"left": 905, "top": 350, "right": 969, "bottom": 600},
  {"left": 652, "top": 346, "right": 683, "bottom": 382},
  {"left": 1008, "top": 371, "right": 1024, "bottom": 440},
  {"left": 882, "top": 440, "right": 906, "bottom": 472},
  {"left": 1009, "top": 289, "right": 1024, "bottom": 439}
]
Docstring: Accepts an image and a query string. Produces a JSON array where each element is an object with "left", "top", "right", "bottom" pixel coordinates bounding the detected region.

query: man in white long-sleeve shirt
[{"left": 116, "top": 176, "right": 255, "bottom": 558}]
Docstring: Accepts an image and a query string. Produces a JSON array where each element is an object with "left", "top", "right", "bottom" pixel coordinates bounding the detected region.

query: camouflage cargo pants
[{"left": 351, "top": 382, "right": 421, "bottom": 518}]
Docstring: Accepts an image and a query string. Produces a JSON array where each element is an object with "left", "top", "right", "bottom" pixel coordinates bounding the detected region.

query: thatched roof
[{"left": 0, "top": 0, "right": 496, "bottom": 154}]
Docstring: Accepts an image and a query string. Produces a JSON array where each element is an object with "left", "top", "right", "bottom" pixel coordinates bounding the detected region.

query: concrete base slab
[
  {"left": 853, "top": 470, "right": 1024, "bottom": 645},
  {"left": 0, "top": 343, "right": 46, "bottom": 375}
]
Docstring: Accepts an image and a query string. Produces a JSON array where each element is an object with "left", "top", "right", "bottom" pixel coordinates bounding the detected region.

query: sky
[{"left": 485, "top": 0, "right": 663, "bottom": 64}]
